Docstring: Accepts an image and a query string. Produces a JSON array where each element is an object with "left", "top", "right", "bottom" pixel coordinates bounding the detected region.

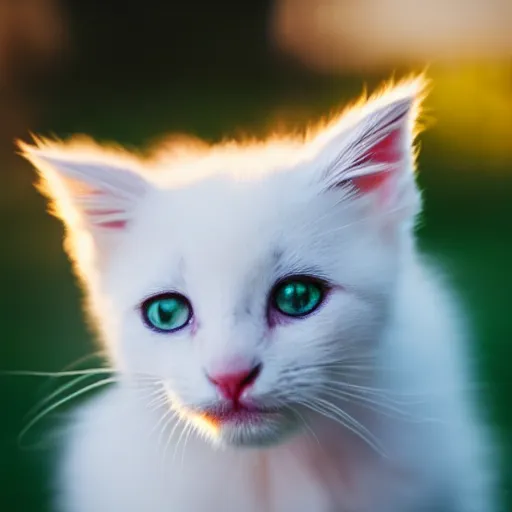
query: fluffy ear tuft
[
  {"left": 308, "top": 77, "right": 426, "bottom": 215},
  {"left": 18, "top": 139, "right": 150, "bottom": 234}
]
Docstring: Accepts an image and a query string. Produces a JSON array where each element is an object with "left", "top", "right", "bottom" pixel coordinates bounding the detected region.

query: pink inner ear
[
  {"left": 99, "top": 219, "right": 127, "bottom": 230},
  {"left": 352, "top": 128, "right": 401, "bottom": 193},
  {"left": 87, "top": 209, "right": 127, "bottom": 230},
  {"left": 352, "top": 170, "right": 390, "bottom": 193},
  {"left": 84, "top": 189, "right": 128, "bottom": 230}
]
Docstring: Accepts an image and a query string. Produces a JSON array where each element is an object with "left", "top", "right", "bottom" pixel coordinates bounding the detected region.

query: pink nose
[{"left": 207, "top": 364, "right": 262, "bottom": 402}]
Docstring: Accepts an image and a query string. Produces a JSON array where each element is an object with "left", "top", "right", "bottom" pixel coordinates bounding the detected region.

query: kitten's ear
[
  {"left": 309, "top": 78, "right": 425, "bottom": 218},
  {"left": 18, "top": 140, "right": 151, "bottom": 256},
  {"left": 19, "top": 140, "right": 149, "bottom": 231}
]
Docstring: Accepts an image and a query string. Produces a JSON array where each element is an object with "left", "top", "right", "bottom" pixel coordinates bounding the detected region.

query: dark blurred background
[{"left": 1, "top": 1, "right": 511, "bottom": 510}]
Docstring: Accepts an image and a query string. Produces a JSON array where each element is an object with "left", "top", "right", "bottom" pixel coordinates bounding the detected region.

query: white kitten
[{"left": 21, "top": 77, "right": 497, "bottom": 512}]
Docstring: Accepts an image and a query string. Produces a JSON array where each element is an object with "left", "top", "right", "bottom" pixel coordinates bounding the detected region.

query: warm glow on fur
[
  {"left": 18, "top": 75, "right": 428, "bottom": 184},
  {"left": 305, "top": 74, "right": 427, "bottom": 146},
  {"left": 164, "top": 384, "right": 221, "bottom": 442}
]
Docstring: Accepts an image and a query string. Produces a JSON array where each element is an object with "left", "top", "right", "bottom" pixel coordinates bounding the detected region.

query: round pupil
[
  {"left": 146, "top": 297, "right": 189, "bottom": 331},
  {"left": 275, "top": 281, "right": 322, "bottom": 316}
]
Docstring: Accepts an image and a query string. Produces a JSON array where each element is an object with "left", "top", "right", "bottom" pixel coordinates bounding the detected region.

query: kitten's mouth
[
  {"left": 200, "top": 402, "right": 281, "bottom": 425},
  {"left": 186, "top": 401, "right": 301, "bottom": 447}
]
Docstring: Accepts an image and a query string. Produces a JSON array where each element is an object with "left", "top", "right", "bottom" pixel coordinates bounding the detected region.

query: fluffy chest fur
[{"left": 59, "top": 386, "right": 422, "bottom": 512}]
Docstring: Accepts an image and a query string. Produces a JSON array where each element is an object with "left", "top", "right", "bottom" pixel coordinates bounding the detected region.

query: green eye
[
  {"left": 142, "top": 294, "right": 192, "bottom": 333},
  {"left": 272, "top": 278, "right": 325, "bottom": 317}
]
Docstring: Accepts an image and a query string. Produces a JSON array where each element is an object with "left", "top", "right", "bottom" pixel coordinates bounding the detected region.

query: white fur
[{"left": 22, "top": 78, "right": 497, "bottom": 511}]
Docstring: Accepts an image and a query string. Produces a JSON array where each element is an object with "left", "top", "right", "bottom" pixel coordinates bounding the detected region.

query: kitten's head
[{"left": 20, "top": 78, "right": 425, "bottom": 448}]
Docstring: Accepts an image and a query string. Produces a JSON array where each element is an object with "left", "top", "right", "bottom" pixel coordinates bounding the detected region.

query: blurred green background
[{"left": 0, "top": 1, "right": 511, "bottom": 510}]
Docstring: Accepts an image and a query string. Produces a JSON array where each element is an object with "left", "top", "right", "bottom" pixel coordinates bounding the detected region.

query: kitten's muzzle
[{"left": 200, "top": 401, "right": 281, "bottom": 425}]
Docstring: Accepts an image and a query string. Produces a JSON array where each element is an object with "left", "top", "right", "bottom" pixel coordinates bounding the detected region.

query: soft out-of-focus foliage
[
  {"left": 429, "top": 65, "right": 512, "bottom": 165},
  {"left": 0, "top": 0, "right": 66, "bottom": 150},
  {"left": 272, "top": 0, "right": 512, "bottom": 69},
  {"left": 272, "top": 0, "right": 512, "bottom": 165}
]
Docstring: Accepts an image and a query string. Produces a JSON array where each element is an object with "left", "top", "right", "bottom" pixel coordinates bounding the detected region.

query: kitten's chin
[
  {"left": 192, "top": 408, "right": 301, "bottom": 448},
  {"left": 217, "top": 414, "right": 301, "bottom": 448}
]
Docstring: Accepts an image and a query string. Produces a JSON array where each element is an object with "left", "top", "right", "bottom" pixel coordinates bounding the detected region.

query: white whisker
[
  {"left": 19, "top": 377, "right": 119, "bottom": 445},
  {"left": 299, "top": 397, "right": 387, "bottom": 458}
]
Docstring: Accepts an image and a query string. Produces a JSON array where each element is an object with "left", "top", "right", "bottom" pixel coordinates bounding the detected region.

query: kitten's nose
[{"left": 207, "top": 363, "right": 262, "bottom": 402}]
